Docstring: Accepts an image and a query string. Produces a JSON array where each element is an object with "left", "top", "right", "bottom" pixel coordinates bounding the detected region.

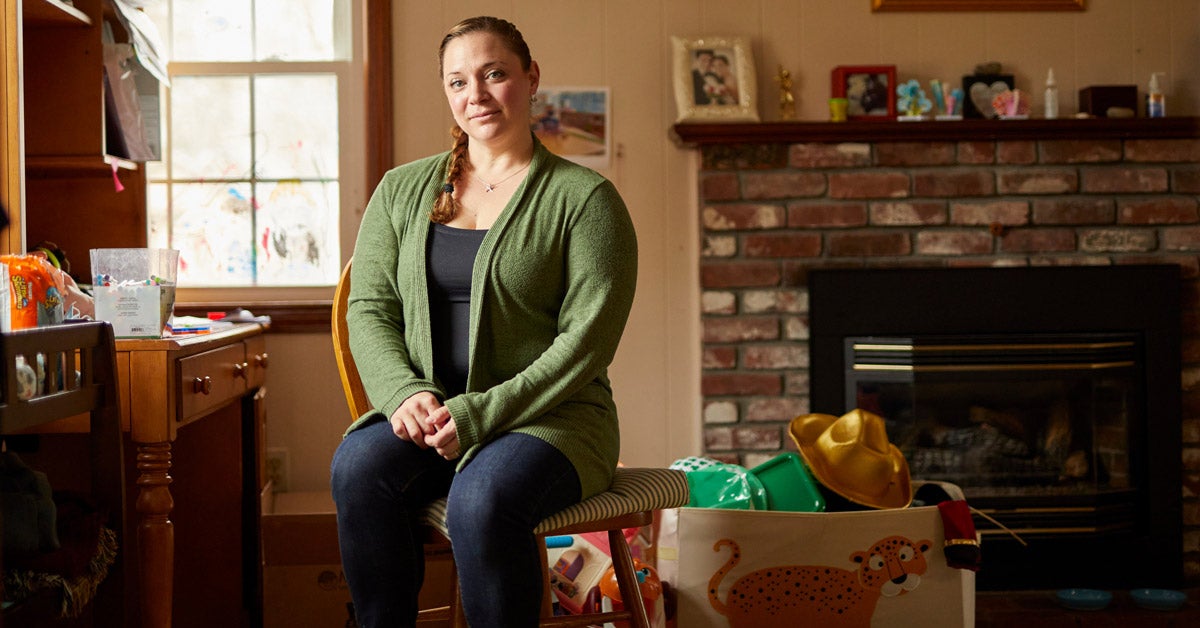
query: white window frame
[{"left": 151, "top": 1, "right": 366, "bottom": 304}]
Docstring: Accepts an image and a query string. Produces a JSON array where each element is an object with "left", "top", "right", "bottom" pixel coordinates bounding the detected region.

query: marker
[{"left": 545, "top": 535, "right": 574, "bottom": 548}]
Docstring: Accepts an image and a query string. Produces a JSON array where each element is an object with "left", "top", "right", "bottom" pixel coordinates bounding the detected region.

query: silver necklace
[{"left": 474, "top": 162, "right": 530, "bottom": 192}]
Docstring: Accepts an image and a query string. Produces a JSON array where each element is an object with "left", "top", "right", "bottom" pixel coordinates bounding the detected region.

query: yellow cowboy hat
[{"left": 789, "top": 409, "right": 912, "bottom": 510}]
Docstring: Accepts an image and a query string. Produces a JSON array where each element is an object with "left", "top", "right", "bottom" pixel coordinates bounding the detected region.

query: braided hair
[{"left": 431, "top": 16, "right": 533, "bottom": 224}]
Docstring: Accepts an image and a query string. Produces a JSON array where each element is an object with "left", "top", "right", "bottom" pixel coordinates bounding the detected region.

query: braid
[{"left": 431, "top": 126, "right": 469, "bottom": 223}]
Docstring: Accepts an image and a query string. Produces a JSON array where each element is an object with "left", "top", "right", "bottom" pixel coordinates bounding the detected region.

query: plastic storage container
[
  {"left": 90, "top": 248, "right": 179, "bottom": 338},
  {"left": 748, "top": 452, "right": 825, "bottom": 512}
]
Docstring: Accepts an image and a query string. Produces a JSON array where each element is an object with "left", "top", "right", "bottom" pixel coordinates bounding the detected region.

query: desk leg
[{"left": 137, "top": 441, "right": 175, "bottom": 628}]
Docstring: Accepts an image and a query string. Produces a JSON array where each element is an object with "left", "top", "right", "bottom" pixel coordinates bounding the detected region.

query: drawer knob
[
  {"left": 255, "top": 353, "right": 270, "bottom": 368},
  {"left": 233, "top": 362, "right": 249, "bottom": 379},
  {"left": 193, "top": 376, "right": 213, "bottom": 395}
]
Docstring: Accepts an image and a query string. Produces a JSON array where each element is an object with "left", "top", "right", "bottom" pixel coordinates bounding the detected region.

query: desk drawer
[
  {"left": 179, "top": 343, "right": 248, "bottom": 420},
  {"left": 245, "top": 335, "right": 269, "bottom": 389}
]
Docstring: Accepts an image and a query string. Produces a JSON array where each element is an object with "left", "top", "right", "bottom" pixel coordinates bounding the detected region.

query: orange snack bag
[{"left": 0, "top": 254, "right": 66, "bottom": 329}]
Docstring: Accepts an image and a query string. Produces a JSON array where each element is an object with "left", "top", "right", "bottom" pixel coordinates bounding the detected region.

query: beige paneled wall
[
  {"left": 388, "top": 0, "right": 1198, "bottom": 476},
  {"left": 273, "top": 0, "right": 1200, "bottom": 492}
]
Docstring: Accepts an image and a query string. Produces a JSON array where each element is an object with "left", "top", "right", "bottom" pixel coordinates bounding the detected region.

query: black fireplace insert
[{"left": 809, "top": 265, "right": 1182, "bottom": 591}]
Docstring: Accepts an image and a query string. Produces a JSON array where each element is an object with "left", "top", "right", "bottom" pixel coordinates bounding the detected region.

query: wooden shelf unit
[
  {"left": 21, "top": 0, "right": 89, "bottom": 26},
  {"left": 2, "top": 0, "right": 147, "bottom": 267}
]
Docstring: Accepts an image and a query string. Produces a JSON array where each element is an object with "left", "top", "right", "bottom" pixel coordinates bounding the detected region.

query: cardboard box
[
  {"left": 658, "top": 505, "right": 975, "bottom": 627},
  {"left": 260, "top": 488, "right": 452, "bottom": 628}
]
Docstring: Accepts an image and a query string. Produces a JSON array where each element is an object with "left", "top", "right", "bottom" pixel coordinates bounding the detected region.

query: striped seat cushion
[{"left": 418, "top": 467, "right": 690, "bottom": 538}]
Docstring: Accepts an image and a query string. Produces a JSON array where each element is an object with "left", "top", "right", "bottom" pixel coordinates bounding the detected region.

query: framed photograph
[
  {"left": 671, "top": 35, "right": 759, "bottom": 123},
  {"left": 832, "top": 65, "right": 897, "bottom": 120},
  {"left": 531, "top": 87, "right": 611, "bottom": 169},
  {"left": 873, "top": 0, "right": 1084, "bottom": 10}
]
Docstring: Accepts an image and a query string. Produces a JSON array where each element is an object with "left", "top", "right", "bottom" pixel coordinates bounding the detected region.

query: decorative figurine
[
  {"left": 896, "top": 79, "right": 932, "bottom": 120},
  {"left": 963, "top": 61, "right": 1014, "bottom": 119},
  {"left": 776, "top": 65, "right": 796, "bottom": 120},
  {"left": 992, "top": 89, "right": 1031, "bottom": 119}
]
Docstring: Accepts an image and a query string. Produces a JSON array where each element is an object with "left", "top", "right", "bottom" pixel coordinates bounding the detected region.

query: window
[{"left": 144, "top": 0, "right": 364, "bottom": 289}]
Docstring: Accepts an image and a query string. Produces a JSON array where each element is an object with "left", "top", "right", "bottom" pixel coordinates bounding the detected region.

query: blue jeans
[{"left": 330, "top": 418, "right": 581, "bottom": 628}]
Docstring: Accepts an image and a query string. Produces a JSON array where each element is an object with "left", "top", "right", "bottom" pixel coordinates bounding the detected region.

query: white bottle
[
  {"left": 1147, "top": 72, "right": 1165, "bottom": 118},
  {"left": 1044, "top": 68, "right": 1059, "bottom": 119}
]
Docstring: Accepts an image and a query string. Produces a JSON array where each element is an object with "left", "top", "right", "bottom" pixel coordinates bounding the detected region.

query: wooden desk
[{"left": 115, "top": 324, "right": 269, "bottom": 628}]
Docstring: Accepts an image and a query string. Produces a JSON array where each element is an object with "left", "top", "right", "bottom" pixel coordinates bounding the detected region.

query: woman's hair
[{"left": 431, "top": 16, "right": 532, "bottom": 224}]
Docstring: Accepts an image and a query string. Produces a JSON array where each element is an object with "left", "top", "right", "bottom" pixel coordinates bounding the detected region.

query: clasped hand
[{"left": 389, "top": 391, "right": 460, "bottom": 460}]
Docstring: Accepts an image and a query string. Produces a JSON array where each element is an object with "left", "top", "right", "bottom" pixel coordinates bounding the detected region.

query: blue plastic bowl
[
  {"left": 1130, "top": 588, "right": 1187, "bottom": 611},
  {"left": 1055, "top": 588, "right": 1111, "bottom": 611}
]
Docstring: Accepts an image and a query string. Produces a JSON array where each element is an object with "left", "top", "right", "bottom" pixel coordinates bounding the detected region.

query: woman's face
[{"left": 442, "top": 32, "right": 539, "bottom": 145}]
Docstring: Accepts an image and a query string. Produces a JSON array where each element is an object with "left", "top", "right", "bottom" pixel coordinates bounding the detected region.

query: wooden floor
[{"left": 976, "top": 589, "right": 1199, "bottom": 627}]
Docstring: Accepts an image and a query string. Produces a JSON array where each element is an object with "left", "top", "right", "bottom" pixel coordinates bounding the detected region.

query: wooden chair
[
  {"left": 332, "top": 260, "right": 688, "bottom": 627},
  {"left": 0, "top": 322, "right": 126, "bottom": 627}
]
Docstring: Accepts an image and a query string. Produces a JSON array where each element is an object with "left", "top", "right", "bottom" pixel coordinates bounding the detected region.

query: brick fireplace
[
  {"left": 674, "top": 117, "right": 1200, "bottom": 584},
  {"left": 809, "top": 264, "right": 1180, "bottom": 590}
]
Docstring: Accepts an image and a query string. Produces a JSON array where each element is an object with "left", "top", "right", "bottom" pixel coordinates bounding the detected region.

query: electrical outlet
[{"left": 266, "top": 447, "right": 289, "bottom": 493}]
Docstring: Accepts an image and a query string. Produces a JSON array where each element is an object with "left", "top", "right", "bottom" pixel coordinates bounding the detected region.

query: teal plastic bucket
[{"left": 748, "top": 452, "right": 826, "bottom": 512}]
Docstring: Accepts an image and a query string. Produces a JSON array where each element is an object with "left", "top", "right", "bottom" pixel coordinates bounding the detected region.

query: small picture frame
[
  {"left": 531, "top": 87, "right": 611, "bottom": 169},
  {"left": 671, "top": 35, "right": 759, "bottom": 123},
  {"left": 831, "top": 65, "right": 897, "bottom": 120}
]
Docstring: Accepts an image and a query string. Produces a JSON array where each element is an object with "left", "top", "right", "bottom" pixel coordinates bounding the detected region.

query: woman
[{"left": 329, "top": 15, "right": 637, "bottom": 628}]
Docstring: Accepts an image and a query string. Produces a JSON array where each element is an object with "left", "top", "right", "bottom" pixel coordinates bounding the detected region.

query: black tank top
[{"left": 426, "top": 223, "right": 487, "bottom": 397}]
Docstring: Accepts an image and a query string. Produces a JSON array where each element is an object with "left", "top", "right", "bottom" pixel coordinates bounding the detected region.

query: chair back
[
  {"left": 332, "top": 259, "right": 371, "bottom": 421},
  {"left": 0, "top": 321, "right": 129, "bottom": 622}
]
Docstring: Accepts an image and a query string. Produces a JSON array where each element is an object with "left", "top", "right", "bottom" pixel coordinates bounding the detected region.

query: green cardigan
[{"left": 345, "top": 140, "right": 637, "bottom": 499}]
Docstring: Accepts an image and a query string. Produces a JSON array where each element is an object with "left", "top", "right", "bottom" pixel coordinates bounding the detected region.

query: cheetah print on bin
[{"left": 707, "top": 535, "right": 932, "bottom": 628}]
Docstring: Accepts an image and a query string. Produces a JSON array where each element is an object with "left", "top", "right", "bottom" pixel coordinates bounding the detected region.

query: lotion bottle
[
  {"left": 1147, "top": 72, "right": 1165, "bottom": 118},
  {"left": 1043, "top": 68, "right": 1059, "bottom": 119}
]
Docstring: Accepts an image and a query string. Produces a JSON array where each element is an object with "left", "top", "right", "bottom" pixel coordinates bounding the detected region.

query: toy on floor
[{"left": 598, "top": 558, "right": 661, "bottom": 627}]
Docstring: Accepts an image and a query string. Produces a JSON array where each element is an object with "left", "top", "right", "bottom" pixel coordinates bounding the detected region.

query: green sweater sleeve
[{"left": 345, "top": 161, "right": 443, "bottom": 423}]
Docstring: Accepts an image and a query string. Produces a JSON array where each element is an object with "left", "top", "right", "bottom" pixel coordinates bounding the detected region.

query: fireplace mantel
[{"left": 672, "top": 116, "right": 1200, "bottom": 146}]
